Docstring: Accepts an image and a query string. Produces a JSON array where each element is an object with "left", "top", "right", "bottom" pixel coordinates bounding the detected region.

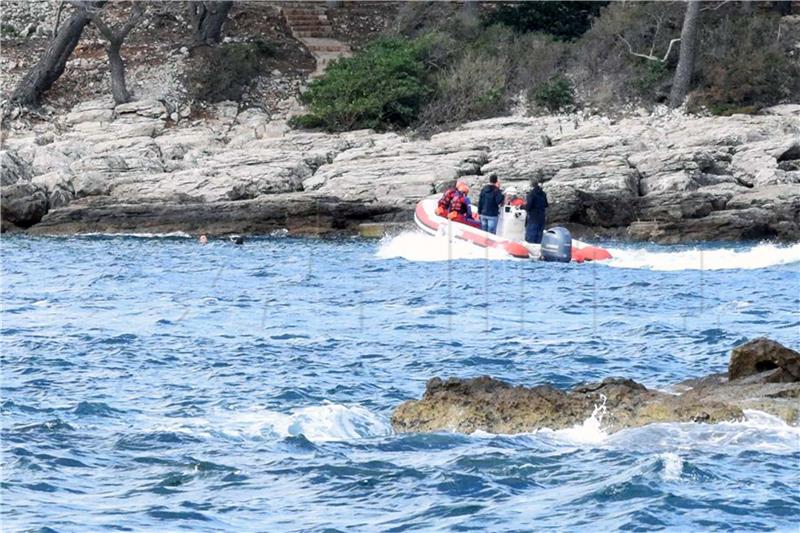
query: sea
[{"left": 2, "top": 232, "right": 799, "bottom": 532}]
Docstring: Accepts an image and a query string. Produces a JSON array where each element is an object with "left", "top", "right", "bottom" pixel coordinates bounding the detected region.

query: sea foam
[
  {"left": 161, "top": 403, "right": 392, "bottom": 443},
  {"left": 377, "top": 230, "right": 800, "bottom": 271}
]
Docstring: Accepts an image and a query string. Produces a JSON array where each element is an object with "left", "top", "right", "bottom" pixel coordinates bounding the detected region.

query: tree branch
[
  {"left": 70, "top": 1, "right": 145, "bottom": 45},
  {"left": 661, "top": 38, "right": 681, "bottom": 62},
  {"left": 119, "top": 3, "right": 145, "bottom": 40},
  {"left": 53, "top": 1, "right": 66, "bottom": 37},
  {"left": 618, "top": 34, "right": 681, "bottom": 63},
  {"left": 700, "top": 0, "right": 731, "bottom": 12},
  {"left": 87, "top": 10, "right": 114, "bottom": 41}
]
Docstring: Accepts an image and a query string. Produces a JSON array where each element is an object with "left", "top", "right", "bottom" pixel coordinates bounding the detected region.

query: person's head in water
[
  {"left": 234, "top": 236, "right": 244, "bottom": 245},
  {"left": 198, "top": 233, "right": 208, "bottom": 245},
  {"left": 489, "top": 174, "right": 499, "bottom": 187}
]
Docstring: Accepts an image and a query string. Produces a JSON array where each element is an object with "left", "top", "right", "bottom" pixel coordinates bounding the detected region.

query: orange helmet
[{"left": 456, "top": 179, "right": 469, "bottom": 193}]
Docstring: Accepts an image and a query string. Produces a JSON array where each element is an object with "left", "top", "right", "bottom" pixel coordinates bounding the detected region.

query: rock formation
[
  {"left": 391, "top": 338, "right": 800, "bottom": 435},
  {"left": 1, "top": 98, "right": 799, "bottom": 240}
]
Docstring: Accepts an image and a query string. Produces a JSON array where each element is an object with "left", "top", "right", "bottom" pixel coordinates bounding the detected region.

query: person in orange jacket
[{"left": 437, "top": 179, "right": 479, "bottom": 227}]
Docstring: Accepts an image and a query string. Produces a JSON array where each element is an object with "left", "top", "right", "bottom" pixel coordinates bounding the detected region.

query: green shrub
[
  {"left": 187, "top": 40, "right": 276, "bottom": 102},
  {"left": 1, "top": 23, "right": 19, "bottom": 38},
  {"left": 530, "top": 77, "right": 575, "bottom": 112},
  {"left": 485, "top": 1, "right": 608, "bottom": 41},
  {"left": 631, "top": 60, "right": 671, "bottom": 98},
  {"left": 287, "top": 114, "right": 325, "bottom": 129},
  {"left": 293, "top": 38, "right": 433, "bottom": 132}
]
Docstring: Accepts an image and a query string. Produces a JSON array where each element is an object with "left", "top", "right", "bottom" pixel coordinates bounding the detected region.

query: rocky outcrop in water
[
  {"left": 391, "top": 338, "right": 800, "bottom": 435},
  {"left": 2, "top": 98, "right": 799, "bottom": 240}
]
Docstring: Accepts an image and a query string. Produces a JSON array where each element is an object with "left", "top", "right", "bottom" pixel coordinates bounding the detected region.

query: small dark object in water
[{"left": 233, "top": 236, "right": 244, "bottom": 245}]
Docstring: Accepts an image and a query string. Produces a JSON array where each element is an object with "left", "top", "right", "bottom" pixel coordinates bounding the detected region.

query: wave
[
  {"left": 68, "top": 231, "right": 193, "bottom": 239},
  {"left": 607, "top": 242, "right": 800, "bottom": 271},
  {"left": 472, "top": 407, "right": 800, "bottom": 454},
  {"left": 158, "top": 404, "right": 392, "bottom": 443},
  {"left": 376, "top": 231, "right": 514, "bottom": 262}
]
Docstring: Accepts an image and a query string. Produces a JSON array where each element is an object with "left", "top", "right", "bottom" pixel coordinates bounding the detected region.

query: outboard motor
[{"left": 540, "top": 227, "right": 572, "bottom": 263}]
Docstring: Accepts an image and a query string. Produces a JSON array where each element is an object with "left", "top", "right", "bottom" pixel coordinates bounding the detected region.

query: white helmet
[{"left": 505, "top": 186, "right": 519, "bottom": 196}]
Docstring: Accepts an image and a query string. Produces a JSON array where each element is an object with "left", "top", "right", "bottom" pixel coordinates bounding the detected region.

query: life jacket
[
  {"left": 449, "top": 191, "right": 468, "bottom": 216},
  {"left": 436, "top": 188, "right": 457, "bottom": 216}
]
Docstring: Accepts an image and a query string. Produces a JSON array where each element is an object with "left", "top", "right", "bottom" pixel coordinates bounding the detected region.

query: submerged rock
[{"left": 392, "top": 339, "right": 800, "bottom": 435}]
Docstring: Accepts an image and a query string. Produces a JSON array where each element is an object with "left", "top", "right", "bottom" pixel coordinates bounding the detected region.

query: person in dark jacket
[
  {"left": 525, "top": 178, "right": 549, "bottom": 244},
  {"left": 477, "top": 174, "right": 504, "bottom": 234}
]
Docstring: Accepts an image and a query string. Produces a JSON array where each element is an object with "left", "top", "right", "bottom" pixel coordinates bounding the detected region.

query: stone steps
[{"left": 280, "top": 3, "right": 352, "bottom": 76}]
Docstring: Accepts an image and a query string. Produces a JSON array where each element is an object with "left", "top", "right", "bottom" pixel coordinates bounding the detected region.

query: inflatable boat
[{"left": 414, "top": 196, "right": 612, "bottom": 262}]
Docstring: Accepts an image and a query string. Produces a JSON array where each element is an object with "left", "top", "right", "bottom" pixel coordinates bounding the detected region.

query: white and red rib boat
[{"left": 414, "top": 196, "right": 612, "bottom": 262}]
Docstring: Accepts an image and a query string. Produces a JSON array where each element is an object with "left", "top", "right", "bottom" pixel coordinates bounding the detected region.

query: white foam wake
[
  {"left": 165, "top": 404, "right": 392, "bottom": 443},
  {"left": 376, "top": 231, "right": 514, "bottom": 261},
  {"left": 377, "top": 231, "right": 800, "bottom": 270},
  {"left": 607, "top": 242, "right": 800, "bottom": 271}
]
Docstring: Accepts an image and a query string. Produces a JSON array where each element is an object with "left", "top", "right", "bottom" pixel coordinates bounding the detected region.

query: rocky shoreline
[
  {"left": 2, "top": 99, "right": 799, "bottom": 241},
  {"left": 391, "top": 338, "right": 800, "bottom": 435}
]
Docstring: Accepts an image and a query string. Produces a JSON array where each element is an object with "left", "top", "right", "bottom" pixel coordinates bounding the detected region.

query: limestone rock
[
  {"left": 392, "top": 338, "right": 800, "bottom": 435},
  {"left": 761, "top": 104, "right": 800, "bottom": 116},
  {"left": 391, "top": 375, "right": 744, "bottom": 435},
  {"left": 65, "top": 97, "right": 115, "bottom": 125},
  {"left": 1, "top": 183, "right": 48, "bottom": 228},
  {"left": 729, "top": 338, "right": 800, "bottom": 383},
  {"left": 2, "top": 106, "right": 799, "bottom": 239},
  {"left": 0, "top": 150, "right": 32, "bottom": 186},
  {"left": 114, "top": 99, "right": 168, "bottom": 119}
]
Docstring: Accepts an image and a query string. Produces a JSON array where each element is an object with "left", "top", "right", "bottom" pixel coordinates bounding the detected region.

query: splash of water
[
  {"left": 607, "top": 242, "right": 800, "bottom": 271},
  {"left": 160, "top": 404, "right": 392, "bottom": 443},
  {"left": 376, "top": 231, "right": 514, "bottom": 262},
  {"left": 659, "top": 452, "right": 684, "bottom": 481},
  {"left": 377, "top": 231, "right": 800, "bottom": 271},
  {"left": 551, "top": 395, "right": 610, "bottom": 445}
]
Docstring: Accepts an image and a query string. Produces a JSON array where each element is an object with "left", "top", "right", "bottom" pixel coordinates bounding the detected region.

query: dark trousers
[{"left": 526, "top": 222, "right": 544, "bottom": 244}]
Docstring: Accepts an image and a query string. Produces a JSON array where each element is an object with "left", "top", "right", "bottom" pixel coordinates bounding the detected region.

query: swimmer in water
[{"left": 199, "top": 233, "right": 208, "bottom": 245}]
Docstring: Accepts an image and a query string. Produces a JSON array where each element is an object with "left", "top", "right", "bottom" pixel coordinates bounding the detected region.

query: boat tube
[{"left": 413, "top": 196, "right": 612, "bottom": 262}]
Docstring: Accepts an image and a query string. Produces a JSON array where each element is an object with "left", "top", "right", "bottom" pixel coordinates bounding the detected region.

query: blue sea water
[{"left": 1, "top": 232, "right": 799, "bottom": 532}]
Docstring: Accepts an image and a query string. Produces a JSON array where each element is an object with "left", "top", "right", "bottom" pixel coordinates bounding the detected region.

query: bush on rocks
[
  {"left": 691, "top": 13, "right": 800, "bottom": 114},
  {"left": 530, "top": 77, "right": 575, "bottom": 112},
  {"left": 291, "top": 38, "right": 432, "bottom": 132},
  {"left": 485, "top": 1, "right": 608, "bottom": 41},
  {"left": 187, "top": 40, "right": 276, "bottom": 103}
]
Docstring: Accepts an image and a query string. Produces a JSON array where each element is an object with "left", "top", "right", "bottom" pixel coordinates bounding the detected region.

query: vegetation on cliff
[
  {"left": 2, "top": 1, "right": 798, "bottom": 131},
  {"left": 295, "top": 1, "right": 799, "bottom": 132}
]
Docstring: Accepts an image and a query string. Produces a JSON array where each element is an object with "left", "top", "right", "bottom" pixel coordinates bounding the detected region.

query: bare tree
[
  {"left": 189, "top": 1, "right": 233, "bottom": 46},
  {"left": 669, "top": 0, "right": 701, "bottom": 108},
  {"left": 76, "top": 1, "right": 146, "bottom": 105},
  {"left": 8, "top": 1, "right": 105, "bottom": 107},
  {"left": 618, "top": 12, "right": 681, "bottom": 64}
]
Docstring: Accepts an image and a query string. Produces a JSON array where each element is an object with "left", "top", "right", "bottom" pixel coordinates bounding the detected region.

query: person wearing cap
[
  {"left": 478, "top": 174, "right": 504, "bottom": 234},
  {"left": 525, "top": 178, "right": 549, "bottom": 244}
]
